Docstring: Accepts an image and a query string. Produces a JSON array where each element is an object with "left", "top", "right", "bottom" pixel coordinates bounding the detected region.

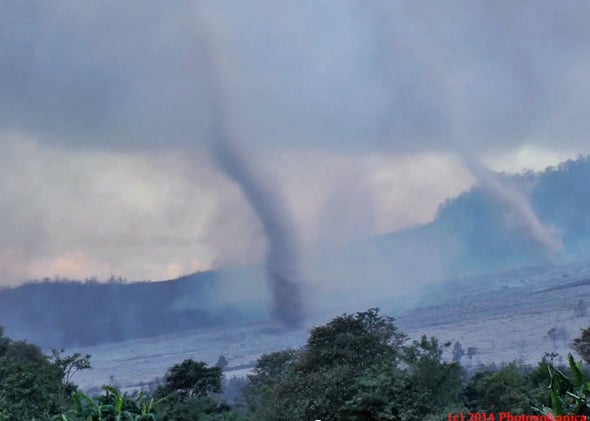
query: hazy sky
[{"left": 0, "top": 0, "right": 588, "bottom": 285}]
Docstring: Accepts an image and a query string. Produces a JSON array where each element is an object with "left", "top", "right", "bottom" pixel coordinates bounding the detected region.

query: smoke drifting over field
[
  {"left": 465, "top": 160, "right": 562, "bottom": 260},
  {"left": 194, "top": 8, "right": 305, "bottom": 326},
  {"left": 366, "top": 0, "right": 565, "bottom": 277},
  {"left": 210, "top": 138, "right": 304, "bottom": 326}
]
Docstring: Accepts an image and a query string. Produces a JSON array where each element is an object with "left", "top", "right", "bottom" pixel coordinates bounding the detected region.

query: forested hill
[
  {"left": 0, "top": 271, "right": 265, "bottom": 348},
  {"left": 435, "top": 155, "right": 590, "bottom": 269},
  {"left": 354, "top": 155, "right": 590, "bottom": 282}
]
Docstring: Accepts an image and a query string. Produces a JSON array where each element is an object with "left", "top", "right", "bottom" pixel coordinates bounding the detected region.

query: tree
[
  {"left": 153, "top": 359, "right": 234, "bottom": 421},
  {"left": 573, "top": 326, "right": 590, "bottom": 364},
  {"left": 299, "top": 308, "right": 407, "bottom": 372},
  {"left": 452, "top": 341, "right": 465, "bottom": 362},
  {"left": 0, "top": 330, "right": 65, "bottom": 420},
  {"left": 339, "top": 336, "right": 464, "bottom": 421},
  {"left": 245, "top": 308, "right": 412, "bottom": 420},
  {"left": 51, "top": 349, "right": 92, "bottom": 385},
  {"left": 155, "top": 359, "right": 222, "bottom": 400},
  {"left": 215, "top": 355, "right": 228, "bottom": 370},
  {"left": 337, "top": 363, "right": 412, "bottom": 420},
  {"left": 50, "top": 348, "right": 92, "bottom": 400},
  {"left": 242, "top": 349, "right": 300, "bottom": 413},
  {"left": 0, "top": 327, "right": 9, "bottom": 355},
  {"left": 248, "top": 349, "right": 299, "bottom": 389},
  {"left": 403, "top": 336, "right": 464, "bottom": 412},
  {"left": 465, "top": 363, "right": 533, "bottom": 414}
]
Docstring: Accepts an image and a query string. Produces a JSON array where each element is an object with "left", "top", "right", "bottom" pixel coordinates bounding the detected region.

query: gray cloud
[
  {"left": 0, "top": 1, "right": 210, "bottom": 148},
  {"left": 2, "top": 1, "right": 590, "bottom": 155},
  {"left": 367, "top": 0, "right": 590, "bottom": 154}
]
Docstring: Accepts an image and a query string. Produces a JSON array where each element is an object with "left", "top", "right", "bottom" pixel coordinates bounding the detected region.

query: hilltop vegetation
[
  {"left": 434, "top": 155, "right": 590, "bottom": 271},
  {"left": 0, "top": 272, "right": 262, "bottom": 348},
  {"left": 342, "top": 155, "right": 590, "bottom": 293}
]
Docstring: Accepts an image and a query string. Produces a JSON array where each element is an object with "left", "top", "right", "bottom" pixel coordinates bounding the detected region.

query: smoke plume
[
  {"left": 196, "top": 6, "right": 305, "bottom": 327},
  {"left": 465, "top": 159, "right": 563, "bottom": 260},
  {"left": 365, "top": 0, "right": 563, "bottom": 266}
]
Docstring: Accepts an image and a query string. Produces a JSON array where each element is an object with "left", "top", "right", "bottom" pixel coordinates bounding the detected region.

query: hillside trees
[
  {"left": 0, "top": 327, "right": 65, "bottom": 420},
  {"left": 243, "top": 308, "right": 465, "bottom": 420},
  {"left": 0, "top": 324, "right": 237, "bottom": 420},
  {"left": 241, "top": 349, "right": 300, "bottom": 415},
  {"left": 153, "top": 359, "right": 233, "bottom": 420},
  {"left": 155, "top": 359, "right": 222, "bottom": 400},
  {"left": 573, "top": 326, "right": 590, "bottom": 364},
  {"left": 50, "top": 348, "right": 92, "bottom": 399},
  {"left": 243, "top": 308, "right": 401, "bottom": 420},
  {"left": 464, "top": 363, "right": 534, "bottom": 414},
  {"left": 338, "top": 336, "right": 465, "bottom": 421},
  {"left": 56, "top": 359, "right": 236, "bottom": 420},
  {"left": 0, "top": 326, "right": 95, "bottom": 420}
]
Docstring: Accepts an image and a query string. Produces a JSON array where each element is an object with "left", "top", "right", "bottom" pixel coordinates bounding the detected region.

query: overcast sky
[{"left": 0, "top": 0, "right": 588, "bottom": 286}]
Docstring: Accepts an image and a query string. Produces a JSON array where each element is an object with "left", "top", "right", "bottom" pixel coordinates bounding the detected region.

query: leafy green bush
[
  {"left": 464, "top": 362, "right": 533, "bottom": 414},
  {"left": 540, "top": 354, "right": 590, "bottom": 416},
  {"left": 243, "top": 309, "right": 464, "bottom": 421},
  {"left": 0, "top": 327, "right": 65, "bottom": 420},
  {"left": 56, "top": 386, "right": 161, "bottom": 420}
]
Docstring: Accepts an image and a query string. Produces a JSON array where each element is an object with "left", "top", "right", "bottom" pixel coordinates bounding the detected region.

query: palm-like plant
[
  {"left": 54, "top": 385, "right": 160, "bottom": 421},
  {"left": 537, "top": 353, "right": 590, "bottom": 416}
]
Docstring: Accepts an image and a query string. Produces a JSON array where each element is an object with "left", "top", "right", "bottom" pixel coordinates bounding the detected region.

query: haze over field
[{"left": 2, "top": 1, "right": 590, "bottom": 327}]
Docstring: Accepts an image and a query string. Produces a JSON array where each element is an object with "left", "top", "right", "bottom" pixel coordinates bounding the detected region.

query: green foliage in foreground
[
  {"left": 539, "top": 353, "right": 590, "bottom": 416},
  {"left": 53, "top": 360, "right": 235, "bottom": 421},
  {"left": 3, "top": 308, "right": 590, "bottom": 420},
  {"left": 242, "top": 308, "right": 465, "bottom": 420},
  {"left": 55, "top": 386, "right": 160, "bottom": 420},
  {"left": 0, "top": 327, "right": 75, "bottom": 420},
  {"left": 152, "top": 359, "right": 234, "bottom": 420},
  {"left": 239, "top": 309, "right": 590, "bottom": 421}
]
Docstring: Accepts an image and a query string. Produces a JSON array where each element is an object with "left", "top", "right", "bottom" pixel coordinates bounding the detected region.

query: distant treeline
[{"left": 0, "top": 272, "right": 262, "bottom": 348}]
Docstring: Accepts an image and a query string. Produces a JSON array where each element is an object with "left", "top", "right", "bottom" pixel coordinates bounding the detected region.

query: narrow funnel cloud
[
  {"left": 195, "top": 7, "right": 304, "bottom": 327},
  {"left": 465, "top": 159, "right": 563, "bottom": 260}
]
